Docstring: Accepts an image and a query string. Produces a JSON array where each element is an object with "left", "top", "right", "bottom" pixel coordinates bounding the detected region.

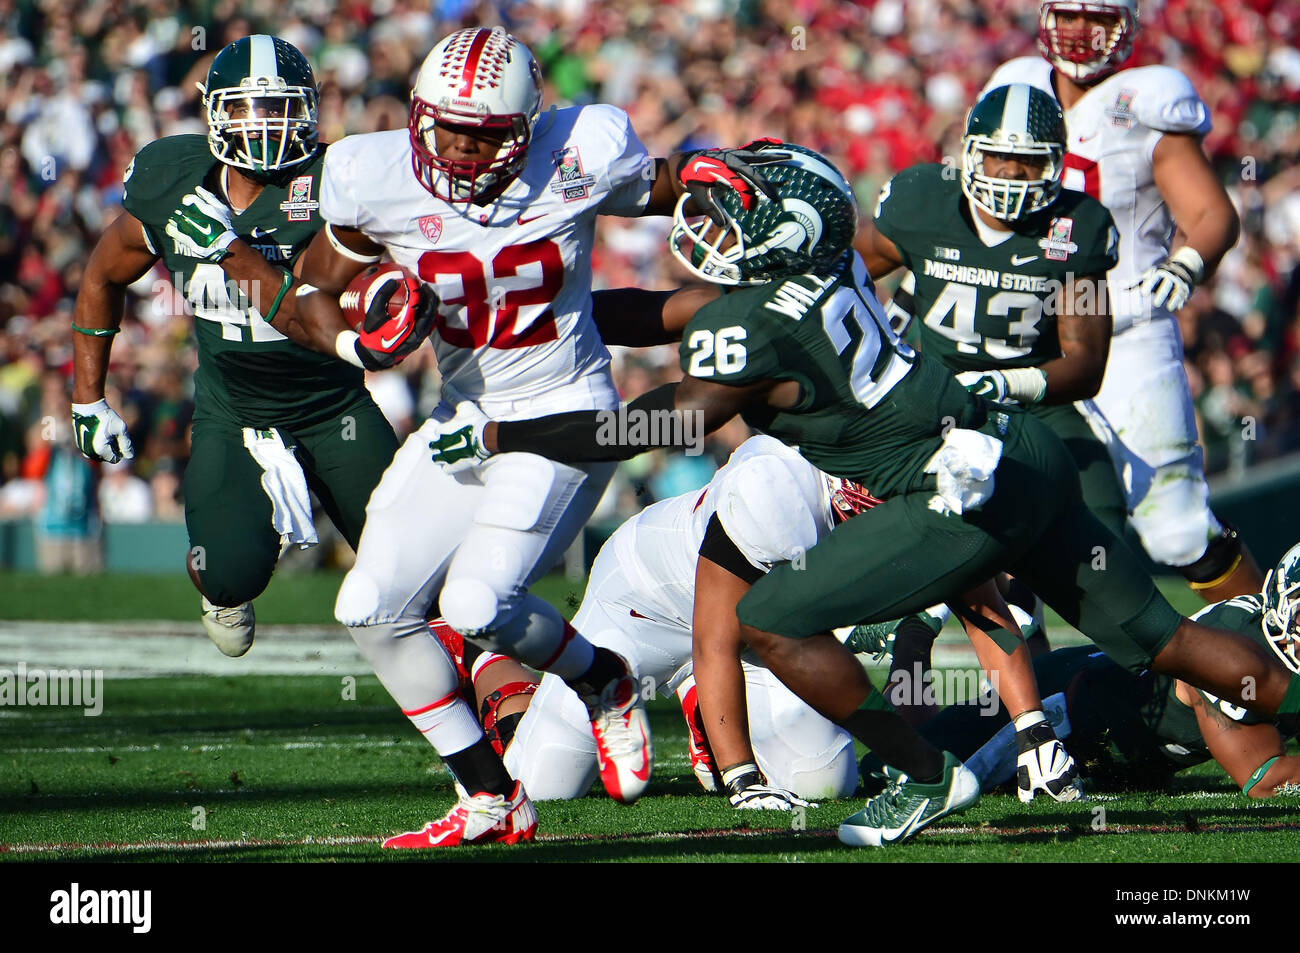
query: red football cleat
[
  {"left": 582, "top": 655, "right": 654, "bottom": 805},
  {"left": 381, "top": 781, "right": 537, "bottom": 849}
]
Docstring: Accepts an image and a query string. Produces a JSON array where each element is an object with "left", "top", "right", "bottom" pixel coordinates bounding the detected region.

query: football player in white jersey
[
  {"left": 502, "top": 435, "right": 860, "bottom": 807},
  {"left": 984, "top": 0, "right": 1264, "bottom": 603},
  {"left": 160, "top": 26, "right": 788, "bottom": 847}
]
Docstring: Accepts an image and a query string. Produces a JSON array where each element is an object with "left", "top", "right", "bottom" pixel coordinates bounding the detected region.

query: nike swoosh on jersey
[
  {"left": 517, "top": 212, "right": 546, "bottom": 225},
  {"left": 1010, "top": 254, "right": 1038, "bottom": 265},
  {"left": 250, "top": 226, "right": 278, "bottom": 238}
]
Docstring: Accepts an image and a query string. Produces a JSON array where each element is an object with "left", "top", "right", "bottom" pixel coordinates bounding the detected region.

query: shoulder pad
[
  {"left": 122, "top": 135, "right": 213, "bottom": 211},
  {"left": 984, "top": 57, "right": 1054, "bottom": 98},
  {"left": 1124, "top": 66, "right": 1211, "bottom": 135}
]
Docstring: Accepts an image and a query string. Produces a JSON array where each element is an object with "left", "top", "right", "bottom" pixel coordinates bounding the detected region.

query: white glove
[
  {"left": 165, "top": 186, "right": 238, "bottom": 263},
  {"left": 956, "top": 369, "right": 1012, "bottom": 403},
  {"left": 1137, "top": 246, "right": 1203, "bottom": 313},
  {"left": 426, "top": 390, "right": 491, "bottom": 474},
  {"left": 722, "top": 763, "right": 817, "bottom": 810},
  {"left": 71, "top": 399, "right": 135, "bottom": 464}
]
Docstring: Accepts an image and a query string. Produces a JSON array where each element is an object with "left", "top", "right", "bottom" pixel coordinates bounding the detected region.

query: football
[{"left": 337, "top": 263, "right": 418, "bottom": 330}]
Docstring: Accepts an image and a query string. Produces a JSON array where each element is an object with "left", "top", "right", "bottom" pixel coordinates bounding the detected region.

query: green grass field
[{"left": 2, "top": 571, "right": 1299, "bottom": 862}]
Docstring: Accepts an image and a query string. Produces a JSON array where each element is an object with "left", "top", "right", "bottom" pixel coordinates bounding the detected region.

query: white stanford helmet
[
  {"left": 1037, "top": 0, "right": 1139, "bottom": 85},
  {"left": 409, "top": 27, "right": 543, "bottom": 204}
]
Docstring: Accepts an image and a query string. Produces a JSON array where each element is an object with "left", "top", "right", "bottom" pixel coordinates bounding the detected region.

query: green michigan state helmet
[
  {"left": 200, "top": 35, "right": 318, "bottom": 178},
  {"left": 670, "top": 143, "right": 858, "bottom": 285},
  {"left": 961, "top": 84, "right": 1066, "bottom": 222},
  {"left": 1263, "top": 542, "right": 1300, "bottom": 674}
]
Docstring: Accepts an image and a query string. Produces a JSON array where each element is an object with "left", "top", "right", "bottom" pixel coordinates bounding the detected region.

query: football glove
[
  {"left": 427, "top": 391, "right": 491, "bottom": 473},
  {"left": 352, "top": 279, "right": 439, "bottom": 370},
  {"left": 722, "top": 763, "right": 817, "bottom": 811},
  {"left": 1137, "top": 246, "right": 1204, "bottom": 313},
  {"left": 165, "top": 186, "right": 238, "bottom": 263},
  {"left": 956, "top": 367, "right": 1046, "bottom": 405},
  {"left": 71, "top": 398, "right": 134, "bottom": 464},
  {"left": 678, "top": 144, "right": 791, "bottom": 226},
  {"left": 956, "top": 369, "right": 1013, "bottom": 403}
]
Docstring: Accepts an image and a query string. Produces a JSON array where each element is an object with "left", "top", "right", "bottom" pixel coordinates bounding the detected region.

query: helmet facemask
[
  {"left": 204, "top": 82, "right": 318, "bottom": 179},
  {"left": 827, "top": 475, "right": 881, "bottom": 523},
  {"left": 961, "top": 137, "right": 1064, "bottom": 222},
  {"left": 1038, "top": 0, "right": 1138, "bottom": 85},
  {"left": 409, "top": 97, "right": 535, "bottom": 205},
  {"left": 1263, "top": 546, "right": 1300, "bottom": 674}
]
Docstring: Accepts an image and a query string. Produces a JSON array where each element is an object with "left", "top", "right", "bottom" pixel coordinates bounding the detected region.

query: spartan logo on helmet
[
  {"left": 199, "top": 35, "right": 319, "bottom": 181},
  {"left": 1263, "top": 542, "right": 1300, "bottom": 674},
  {"left": 961, "top": 84, "right": 1067, "bottom": 223},
  {"left": 1037, "top": 0, "right": 1139, "bottom": 85},
  {"left": 670, "top": 143, "right": 858, "bottom": 285}
]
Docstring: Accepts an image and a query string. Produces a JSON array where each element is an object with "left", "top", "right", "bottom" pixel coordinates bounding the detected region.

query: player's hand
[
  {"left": 354, "top": 280, "right": 438, "bottom": 370},
  {"left": 1137, "top": 247, "right": 1203, "bottom": 313},
  {"left": 71, "top": 399, "right": 134, "bottom": 464},
  {"left": 722, "top": 763, "right": 817, "bottom": 810},
  {"left": 427, "top": 394, "right": 491, "bottom": 473},
  {"left": 165, "top": 186, "right": 238, "bottom": 263},
  {"left": 679, "top": 144, "right": 791, "bottom": 226},
  {"left": 956, "top": 369, "right": 1014, "bottom": 404}
]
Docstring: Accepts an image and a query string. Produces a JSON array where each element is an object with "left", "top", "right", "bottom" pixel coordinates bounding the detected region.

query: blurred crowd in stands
[{"left": 1, "top": 0, "right": 1298, "bottom": 566}]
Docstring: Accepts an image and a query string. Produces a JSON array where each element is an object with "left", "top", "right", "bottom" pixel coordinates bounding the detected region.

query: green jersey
[
  {"left": 122, "top": 135, "right": 363, "bottom": 429},
  {"left": 873, "top": 163, "right": 1119, "bottom": 373},
  {"left": 679, "top": 253, "right": 983, "bottom": 497}
]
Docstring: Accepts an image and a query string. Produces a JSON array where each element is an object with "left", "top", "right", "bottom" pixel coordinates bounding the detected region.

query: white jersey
[
  {"left": 320, "top": 104, "right": 653, "bottom": 418},
  {"left": 606, "top": 435, "right": 835, "bottom": 629},
  {"left": 984, "top": 58, "right": 1211, "bottom": 333}
]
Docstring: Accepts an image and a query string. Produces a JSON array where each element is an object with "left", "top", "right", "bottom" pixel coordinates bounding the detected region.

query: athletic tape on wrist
[{"left": 334, "top": 330, "right": 365, "bottom": 369}]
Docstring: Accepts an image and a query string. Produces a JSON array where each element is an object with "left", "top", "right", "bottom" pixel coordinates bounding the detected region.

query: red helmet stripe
[{"left": 459, "top": 28, "right": 492, "bottom": 97}]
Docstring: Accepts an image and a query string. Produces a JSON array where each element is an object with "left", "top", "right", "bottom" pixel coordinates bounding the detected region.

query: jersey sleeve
[
  {"left": 1132, "top": 67, "right": 1211, "bottom": 164},
  {"left": 679, "top": 292, "right": 784, "bottom": 385},
  {"left": 588, "top": 104, "right": 653, "bottom": 217},
  {"left": 121, "top": 136, "right": 206, "bottom": 229},
  {"left": 871, "top": 165, "right": 936, "bottom": 267},
  {"left": 318, "top": 135, "right": 366, "bottom": 231}
]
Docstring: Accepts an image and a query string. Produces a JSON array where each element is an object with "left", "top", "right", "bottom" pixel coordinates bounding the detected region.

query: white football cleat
[
  {"left": 583, "top": 657, "right": 653, "bottom": 805},
  {"left": 200, "top": 597, "right": 255, "bottom": 657},
  {"left": 1016, "top": 721, "right": 1084, "bottom": 803},
  {"left": 382, "top": 781, "right": 537, "bottom": 849}
]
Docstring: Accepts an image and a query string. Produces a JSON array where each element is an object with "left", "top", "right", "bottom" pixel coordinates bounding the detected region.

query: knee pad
[
  {"left": 1129, "top": 479, "right": 1218, "bottom": 568},
  {"left": 335, "top": 570, "right": 382, "bottom": 627},
  {"left": 439, "top": 577, "right": 503, "bottom": 637},
  {"left": 1180, "top": 521, "right": 1245, "bottom": 587}
]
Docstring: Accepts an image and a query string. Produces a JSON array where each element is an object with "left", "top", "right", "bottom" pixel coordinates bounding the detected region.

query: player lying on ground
[
  {"left": 427, "top": 142, "right": 1300, "bottom": 847},
  {"left": 985, "top": 0, "right": 1263, "bottom": 603},
  {"left": 71, "top": 36, "right": 411, "bottom": 659},
  {"left": 164, "top": 26, "right": 789, "bottom": 847},
  {"left": 861, "top": 542, "right": 1300, "bottom": 799}
]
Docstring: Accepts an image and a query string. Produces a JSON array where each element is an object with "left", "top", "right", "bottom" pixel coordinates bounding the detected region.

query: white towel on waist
[
  {"left": 923, "top": 428, "right": 1003, "bottom": 516},
  {"left": 242, "top": 427, "right": 318, "bottom": 549}
]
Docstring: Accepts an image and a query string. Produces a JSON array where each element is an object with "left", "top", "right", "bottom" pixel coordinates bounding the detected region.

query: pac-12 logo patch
[
  {"left": 1038, "top": 216, "right": 1079, "bottom": 262},
  {"left": 418, "top": 214, "right": 443, "bottom": 243},
  {"left": 550, "top": 146, "right": 596, "bottom": 202},
  {"left": 280, "top": 175, "right": 319, "bottom": 222}
]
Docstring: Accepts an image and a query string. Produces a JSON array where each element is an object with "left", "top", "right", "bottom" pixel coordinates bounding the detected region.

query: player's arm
[
  {"left": 70, "top": 210, "right": 158, "bottom": 463},
  {"left": 852, "top": 220, "right": 905, "bottom": 280},
  {"left": 1146, "top": 132, "right": 1240, "bottom": 305},
  {"left": 1035, "top": 272, "right": 1112, "bottom": 402},
  {"left": 692, "top": 520, "right": 815, "bottom": 810},
  {"left": 1177, "top": 680, "right": 1300, "bottom": 797},
  {"left": 591, "top": 284, "right": 722, "bottom": 346}
]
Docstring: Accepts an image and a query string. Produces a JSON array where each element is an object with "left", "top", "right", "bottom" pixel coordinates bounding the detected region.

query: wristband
[
  {"left": 72, "top": 323, "right": 119, "bottom": 337},
  {"left": 335, "top": 329, "right": 365, "bottom": 369},
  {"left": 721, "top": 762, "right": 761, "bottom": 792},
  {"left": 1001, "top": 367, "right": 1048, "bottom": 404},
  {"left": 262, "top": 271, "right": 294, "bottom": 324},
  {"left": 326, "top": 223, "right": 383, "bottom": 264},
  {"left": 1170, "top": 246, "right": 1205, "bottom": 283},
  {"left": 1242, "top": 755, "right": 1281, "bottom": 796}
]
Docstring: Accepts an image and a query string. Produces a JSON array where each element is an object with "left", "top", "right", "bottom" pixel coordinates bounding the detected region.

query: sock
[
  {"left": 403, "top": 689, "right": 483, "bottom": 753},
  {"left": 444, "top": 737, "right": 515, "bottom": 798},
  {"left": 890, "top": 615, "right": 940, "bottom": 686},
  {"left": 837, "top": 687, "right": 944, "bottom": 783},
  {"left": 569, "top": 645, "right": 627, "bottom": 699}
]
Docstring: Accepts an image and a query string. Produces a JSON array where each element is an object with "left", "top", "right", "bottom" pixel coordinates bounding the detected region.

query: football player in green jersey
[
  {"left": 864, "top": 542, "right": 1300, "bottom": 799},
  {"left": 70, "top": 36, "right": 432, "bottom": 657},
  {"left": 426, "top": 140, "right": 1300, "bottom": 844}
]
